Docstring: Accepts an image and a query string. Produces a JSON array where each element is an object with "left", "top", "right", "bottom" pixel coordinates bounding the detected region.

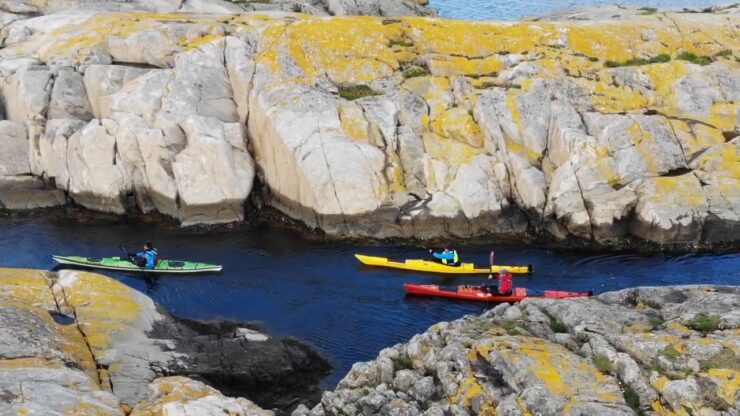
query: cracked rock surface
[
  {"left": 0, "top": 5, "right": 737, "bottom": 248},
  {"left": 294, "top": 285, "right": 740, "bottom": 416},
  {"left": 0, "top": 268, "right": 329, "bottom": 414}
]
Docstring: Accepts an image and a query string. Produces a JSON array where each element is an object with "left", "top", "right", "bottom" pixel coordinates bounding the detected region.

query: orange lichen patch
[
  {"left": 57, "top": 271, "right": 143, "bottom": 353},
  {"left": 0, "top": 268, "right": 57, "bottom": 310}
]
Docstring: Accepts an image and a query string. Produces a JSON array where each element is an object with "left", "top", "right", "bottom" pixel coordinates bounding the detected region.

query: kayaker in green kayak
[
  {"left": 129, "top": 242, "right": 159, "bottom": 269},
  {"left": 429, "top": 247, "right": 459, "bottom": 266}
]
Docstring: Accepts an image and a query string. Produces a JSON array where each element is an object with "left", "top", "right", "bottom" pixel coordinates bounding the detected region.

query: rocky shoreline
[
  {"left": 0, "top": 2, "right": 736, "bottom": 249},
  {"left": 0, "top": 268, "right": 330, "bottom": 414},
  {"left": 296, "top": 285, "right": 739, "bottom": 415},
  {"left": 2, "top": 267, "right": 737, "bottom": 415}
]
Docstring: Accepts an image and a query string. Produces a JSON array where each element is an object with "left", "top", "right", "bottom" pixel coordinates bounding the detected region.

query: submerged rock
[
  {"left": 296, "top": 285, "right": 740, "bottom": 416},
  {"left": 0, "top": 268, "right": 330, "bottom": 414}
]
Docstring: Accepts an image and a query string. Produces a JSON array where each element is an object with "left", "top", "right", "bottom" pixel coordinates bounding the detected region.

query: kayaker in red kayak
[{"left": 486, "top": 269, "right": 513, "bottom": 296}]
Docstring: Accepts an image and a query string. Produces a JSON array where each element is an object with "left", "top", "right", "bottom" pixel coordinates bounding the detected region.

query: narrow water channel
[{"left": 0, "top": 215, "right": 737, "bottom": 386}]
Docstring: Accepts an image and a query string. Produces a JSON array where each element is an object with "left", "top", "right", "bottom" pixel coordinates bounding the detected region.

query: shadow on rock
[{"left": 150, "top": 315, "right": 332, "bottom": 411}]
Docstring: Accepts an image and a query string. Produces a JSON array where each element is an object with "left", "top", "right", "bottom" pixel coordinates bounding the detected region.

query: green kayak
[{"left": 52, "top": 255, "right": 223, "bottom": 274}]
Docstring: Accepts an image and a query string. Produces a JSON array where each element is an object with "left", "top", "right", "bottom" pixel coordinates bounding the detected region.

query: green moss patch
[
  {"left": 402, "top": 66, "right": 429, "bottom": 78},
  {"left": 549, "top": 320, "right": 568, "bottom": 333},
  {"left": 622, "top": 384, "right": 641, "bottom": 412},
  {"left": 676, "top": 52, "right": 712, "bottom": 65},
  {"left": 662, "top": 345, "right": 681, "bottom": 360},
  {"left": 688, "top": 313, "right": 721, "bottom": 333},
  {"left": 605, "top": 53, "right": 670, "bottom": 67},
  {"left": 392, "top": 355, "right": 413, "bottom": 371},
  {"left": 338, "top": 85, "right": 380, "bottom": 101},
  {"left": 593, "top": 354, "right": 613, "bottom": 373}
]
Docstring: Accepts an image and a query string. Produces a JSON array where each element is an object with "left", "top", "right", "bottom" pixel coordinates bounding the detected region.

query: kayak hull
[
  {"left": 404, "top": 283, "right": 591, "bottom": 302},
  {"left": 355, "top": 254, "right": 532, "bottom": 274},
  {"left": 53, "top": 256, "right": 223, "bottom": 274}
]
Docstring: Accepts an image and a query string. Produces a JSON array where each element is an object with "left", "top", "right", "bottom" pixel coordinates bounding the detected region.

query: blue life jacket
[
  {"left": 136, "top": 249, "right": 158, "bottom": 269},
  {"left": 432, "top": 250, "right": 459, "bottom": 265}
]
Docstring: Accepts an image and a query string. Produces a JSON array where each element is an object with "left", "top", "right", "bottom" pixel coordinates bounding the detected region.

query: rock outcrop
[
  {"left": 295, "top": 285, "right": 740, "bottom": 416},
  {"left": 0, "top": 6, "right": 737, "bottom": 247},
  {"left": 0, "top": 0, "right": 433, "bottom": 18},
  {"left": 0, "top": 268, "right": 329, "bottom": 414}
]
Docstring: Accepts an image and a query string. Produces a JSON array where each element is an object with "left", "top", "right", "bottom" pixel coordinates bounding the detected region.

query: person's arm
[{"left": 432, "top": 251, "right": 443, "bottom": 260}]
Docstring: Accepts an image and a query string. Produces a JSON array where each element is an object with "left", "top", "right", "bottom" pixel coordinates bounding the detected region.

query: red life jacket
[{"left": 498, "top": 272, "right": 513, "bottom": 294}]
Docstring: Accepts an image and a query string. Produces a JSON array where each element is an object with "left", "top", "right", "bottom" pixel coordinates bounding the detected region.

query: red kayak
[{"left": 403, "top": 284, "right": 592, "bottom": 302}]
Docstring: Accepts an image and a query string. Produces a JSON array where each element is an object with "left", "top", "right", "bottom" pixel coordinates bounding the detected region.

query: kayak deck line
[
  {"left": 52, "top": 255, "right": 223, "bottom": 274},
  {"left": 355, "top": 254, "right": 532, "bottom": 274},
  {"left": 404, "top": 283, "right": 592, "bottom": 302}
]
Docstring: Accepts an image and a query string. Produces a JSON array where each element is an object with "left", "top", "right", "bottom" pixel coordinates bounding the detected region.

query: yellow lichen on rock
[
  {"left": 258, "top": 16, "right": 401, "bottom": 85},
  {"left": 0, "top": 268, "right": 57, "bottom": 310},
  {"left": 426, "top": 55, "right": 503, "bottom": 77},
  {"left": 431, "top": 107, "right": 484, "bottom": 147},
  {"left": 57, "top": 271, "right": 143, "bottom": 352},
  {"left": 704, "top": 369, "right": 739, "bottom": 406}
]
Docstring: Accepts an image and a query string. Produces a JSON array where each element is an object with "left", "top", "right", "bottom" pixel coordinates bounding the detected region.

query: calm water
[
  {"left": 0, "top": 216, "right": 738, "bottom": 386},
  {"left": 430, "top": 0, "right": 725, "bottom": 20}
]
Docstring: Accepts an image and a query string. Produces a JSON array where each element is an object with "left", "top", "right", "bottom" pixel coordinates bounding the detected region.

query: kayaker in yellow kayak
[{"left": 429, "top": 247, "right": 459, "bottom": 266}]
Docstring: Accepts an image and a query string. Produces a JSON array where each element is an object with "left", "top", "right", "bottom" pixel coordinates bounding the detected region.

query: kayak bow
[
  {"left": 355, "top": 254, "right": 532, "bottom": 274},
  {"left": 404, "top": 283, "right": 591, "bottom": 302},
  {"left": 53, "top": 255, "right": 223, "bottom": 274}
]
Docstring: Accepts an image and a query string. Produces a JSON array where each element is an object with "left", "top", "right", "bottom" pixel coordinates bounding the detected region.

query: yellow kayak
[{"left": 355, "top": 254, "right": 532, "bottom": 275}]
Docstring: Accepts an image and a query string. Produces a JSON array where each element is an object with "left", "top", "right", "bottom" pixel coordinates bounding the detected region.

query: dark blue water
[
  {"left": 0, "top": 216, "right": 738, "bottom": 386},
  {"left": 431, "top": 0, "right": 725, "bottom": 20}
]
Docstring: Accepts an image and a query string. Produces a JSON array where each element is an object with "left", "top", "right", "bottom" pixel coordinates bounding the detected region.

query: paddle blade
[{"left": 489, "top": 251, "right": 495, "bottom": 269}]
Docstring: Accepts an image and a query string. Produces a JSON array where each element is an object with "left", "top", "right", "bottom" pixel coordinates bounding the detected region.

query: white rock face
[
  {"left": 174, "top": 116, "right": 254, "bottom": 225},
  {"left": 0, "top": 8, "right": 736, "bottom": 247},
  {"left": 0, "top": 120, "right": 29, "bottom": 176},
  {"left": 66, "top": 120, "right": 131, "bottom": 213}
]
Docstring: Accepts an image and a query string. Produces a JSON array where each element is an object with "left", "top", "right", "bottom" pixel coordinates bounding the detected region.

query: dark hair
[{"left": 145, "top": 242, "right": 153, "bottom": 249}]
